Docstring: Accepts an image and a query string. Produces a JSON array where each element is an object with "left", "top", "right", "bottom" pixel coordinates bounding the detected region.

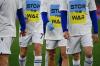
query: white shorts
[
  {"left": 0, "top": 37, "right": 12, "bottom": 54},
  {"left": 19, "top": 32, "right": 43, "bottom": 47},
  {"left": 46, "top": 39, "right": 68, "bottom": 49},
  {"left": 67, "top": 34, "right": 93, "bottom": 54}
]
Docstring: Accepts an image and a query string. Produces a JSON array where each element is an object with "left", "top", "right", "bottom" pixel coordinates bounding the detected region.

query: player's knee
[
  {"left": 34, "top": 48, "right": 42, "bottom": 56},
  {"left": 20, "top": 47, "right": 27, "bottom": 58},
  {"left": 48, "top": 50, "right": 55, "bottom": 60},
  {"left": 20, "top": 51, "right": 27, "bottom": 58},
  {"left": 73, "top": 53, "right": 80, "bottom": 60},
  {"left": 85, "top": 48, "right": 92, "bottom": 58},
  {"left": 84, "top": 47, "right": 92, "bottom": 58},
  {"left": 20, "top": 54, "right": 26, "bottom": 58},
  {"left": 61, "top": 51, "right": 67, "bottom": 59},
  {"left": 35, "top": 48, "right": 41, "bottom": 53},
  {"left": 34, "top": 44, "right": 42, "bottom": 55},
  {"left": 85, "top": 52, "right": 92, "bottom": 58}
]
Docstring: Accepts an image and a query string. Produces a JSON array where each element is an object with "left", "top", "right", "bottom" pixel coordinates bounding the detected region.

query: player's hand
[
  {"left": 20, "top": 31, "right": 26, "bottom": 37},
  {"left": 63, "top": 31, "right": 70, "bottom": 39},
  {"left": 92, "top": 34, "right": 99, "bottom": 43},
  {"left": 47, "top": 22, "right": 54, "bottom": 31}
]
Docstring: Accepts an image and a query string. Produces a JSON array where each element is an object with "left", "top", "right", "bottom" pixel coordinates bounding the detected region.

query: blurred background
[{"left": 96, "top": 0, "right": 100, "bottom": 19}]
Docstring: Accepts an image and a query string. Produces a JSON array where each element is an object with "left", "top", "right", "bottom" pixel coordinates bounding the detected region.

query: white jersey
[
  {"left": 0, "top": 0, "right": 22, "bottom": 37},
  {"left": 61, "top": 0, "right": 97, "bottom": 36},
  {"left": 41, "top": 0, "right": 66, "bottom": 40},
  {"left": 22, "top": 0, "right": 43, "bottom": 33}
]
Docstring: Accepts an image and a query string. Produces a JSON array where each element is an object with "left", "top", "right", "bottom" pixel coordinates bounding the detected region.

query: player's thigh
[
  {"left": 67, "top": 36, "right": 81, "bottom": 54},
  {"left": 0, "top": 37, "right": 13, "bottom": 54},
  {"left": 81, "top": 34, "right": 93, "bottom": 47},
  {"left": 59, "top": 46, "right": 67, "bottom": 58},
  {"left": 19, "top": 33, "right": 32, "bottom": 47},
  {"left": 46, "top": 40, "right": 57, "bottom": 50},
  {"left": 32, "top": 32, "right": 43, "bottom": 44},
  {"left": 81, "top": 34, "right": 93, "bottom": 55},
  {"left": 58, "top": 39, "right": 67, "bottom": 54}
]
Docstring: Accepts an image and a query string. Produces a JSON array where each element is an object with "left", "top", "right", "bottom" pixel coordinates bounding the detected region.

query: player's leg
[
  {"left": 34, "top": 44, "right": 42, "bottom": 66},
  {"left": 46, "top": 40, "right": 56, "bottom": 66},
  {"left": 0, "top": 37, "right": 12, "bottom": 66},
  {"left": 58, "top": 39, "right": 69, "bottom": 66},
  {"left": 45, "top": 51, "right": 48, "bottom": 66},
  {"left": 19, "top": 47, "right": 27, "bottom": 66},
  {"left": 81, "top": 34, "right": 93, "bottom": 66},
  {"left": 72, "top": 53, "right": 80, "bottom": 66},
  {"left": 60, "top": 47, "right": 69, "bottom": 66},
  {"left": 68, "top": 36, "right": 81, "bottom": 66},
  {"left": 19, "top": 34, "right": 31, "bottom": 66},
  {"left": 0, "top": 54, "right": 9, "bottom": 66},
  {"left": 84, "top": 47, "right": 93, "bottom": 66},
  {"left": 33, "top": 33, "right": 43, "bottom": 66},
  {"left": 48, "top": 49, "right": 56, "bottom": 66}
]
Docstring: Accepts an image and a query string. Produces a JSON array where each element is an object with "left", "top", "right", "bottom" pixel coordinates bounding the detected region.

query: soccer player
[
  {"left": 0, "top": 0, "right": 26, "bottom": 66},
  {"left": 60, "top": 0, "right": 99, "bottom": 66},
  {"left": 41, "top": 0, "right": 69, "bottom": 66},
  {"left": 19, "top": 0, "right": 43, "bottom": 66}
]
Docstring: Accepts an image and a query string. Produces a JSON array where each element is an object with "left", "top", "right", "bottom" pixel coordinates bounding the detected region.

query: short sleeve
[
  {"left": 17, "top": 0, "right": 23, "bottom": 9},
  {"left": 88, "top": 0, "right": 96, "bottom": 11},
  {"left": 59, "top": 0, "right": 67, "bottom": 11},
  {"left": 40, "top": 0, "right": 49, "bottom": 12}
]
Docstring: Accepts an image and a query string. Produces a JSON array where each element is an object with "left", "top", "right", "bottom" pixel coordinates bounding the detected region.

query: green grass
[{"left": 9, "top": 20, "right": 100, "bottom": 66}]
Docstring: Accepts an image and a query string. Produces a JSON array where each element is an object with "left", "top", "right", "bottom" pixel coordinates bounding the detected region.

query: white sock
[
  {"left": 84, "top": 57, "right": 93, "bottom": 66},
  {"left": 34, "top": 56, "right": 42, "bottom": 66},
  {"left": 45, "top": 51, "right": 48, "bottom": 66},
  {"left": 73, "top": 60, "right": 80, "bottom": 66},
  {"left": 19, "top": 55, "right": 26, "bottom": 66}
]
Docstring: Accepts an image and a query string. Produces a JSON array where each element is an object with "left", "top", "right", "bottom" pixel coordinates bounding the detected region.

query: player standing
[
  {"left": 19, "top": 0, "right": 43, "bottom": 66},
  {"left": 0, "top": 0, "right": 26, "bottom": 66},
  {"left": 41, "top": 0, "right": 69, "bottom": 66},
  {"left": 60, "top": 0, "right": 99, "bottom": 66}
]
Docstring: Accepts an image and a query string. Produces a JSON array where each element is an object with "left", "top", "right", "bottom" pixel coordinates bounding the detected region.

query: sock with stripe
[
  {"left": 45, "top": 51, "right": 48, "bottom": 66},
  {"left": 34, "top": 56, "right": 42, "bottom": 66},
  {"left": 73, "top": 59, "right": 80, "bottom": 66},
  {"left": 19, "top": 55, "right": 26, "bottom": 66},
  {"left": 84, "top": 57, "right": 93, "bottom": 66}
]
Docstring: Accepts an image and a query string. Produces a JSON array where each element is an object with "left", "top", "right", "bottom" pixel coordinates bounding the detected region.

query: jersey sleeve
[
  {"left": 59, "top": 0, "right": 67, "bottom": 11},
  {"left": 17, "top": 0, "right": 23, "bottom": 9},
  {"left": 40, "top": 0, "right": 49, "bottom": 12},
  {"left": 88, "top": 0, "right": 97, "bottom": 11}
]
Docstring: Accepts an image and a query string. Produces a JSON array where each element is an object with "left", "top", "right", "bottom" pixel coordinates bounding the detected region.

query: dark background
[{"left": 96, "top": 0, "right": 100, "bottom": 5}]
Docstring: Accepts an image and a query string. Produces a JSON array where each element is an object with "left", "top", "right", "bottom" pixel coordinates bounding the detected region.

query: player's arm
[
  {"left": 41, "top": 12, "right": 54, "bottom": 34},
  {"left": 89, "top": 10, "right": 99, "bottom": 42},
  {"left": 41, "top": 0, "right": 48, "bottom": 34},
  {"left": 17, "top": 8, "right": 26, "bottom": 36},
  {"left": 90, "top": 10, "right": 98, "bottom": 34},
  {"left": 89, "top": 0, "right": 99, "bottom": 42},
  {"left": 60, "top": 11, "right": 68, "bottom": 32},
  {"left": 60, "top": 0, "right": 69, "bottom": 39},
  {"left": 41, "top": 12, "right": 49, "bottom": 34},
  {"left": 60, "top": 10, "right": 70, "bottom": 39},
  {"left": 41, "top": 0, "right": 54, "bottom": 34}
]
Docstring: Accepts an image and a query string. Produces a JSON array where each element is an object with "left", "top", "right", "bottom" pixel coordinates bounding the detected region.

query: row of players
[{"left": 0, "top": 0, "right": 99, "bottom": 66}]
